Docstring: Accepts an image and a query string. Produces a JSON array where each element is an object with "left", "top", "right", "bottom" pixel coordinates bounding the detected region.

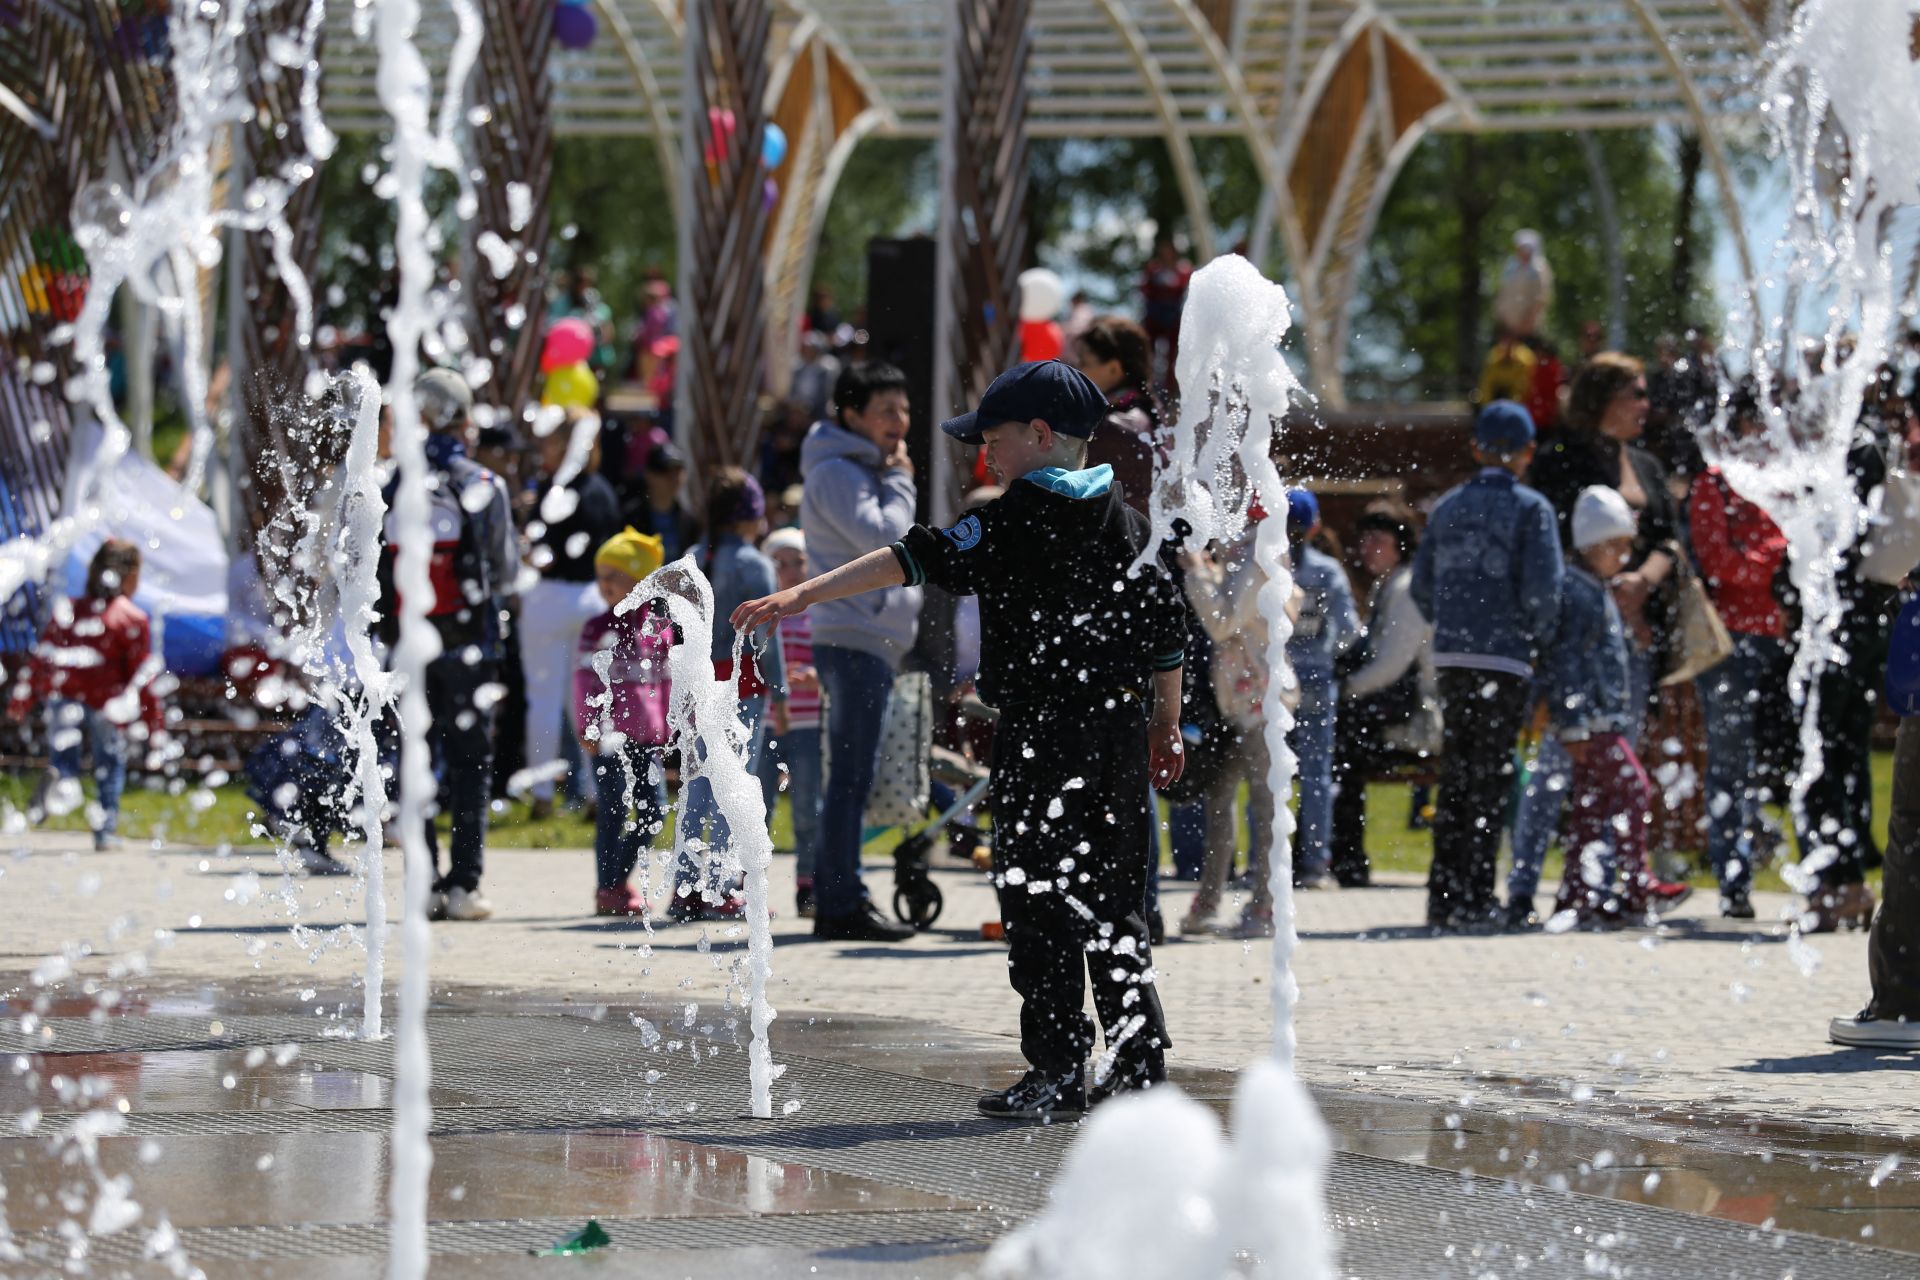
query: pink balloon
[{"left": 541, "top": 316, "right": 594, "bottom": 372}]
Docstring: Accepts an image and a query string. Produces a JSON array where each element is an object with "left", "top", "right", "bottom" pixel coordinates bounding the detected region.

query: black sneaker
[
  {"left": 978, "top": 1069, "right": 1087, "bottom": 1120},
  {"left": 813, "top": 901, "right": 914, "bottom": 942},
  {"left": 1504, "top": 897, "right": 1540, "bottom": 932},
  {"left": 795, "top": 883, "right": 816, "bottom": 919},
  {"left": 1721, "top": 890, "right": 1755, "bottom": 920},
  {"left": 1089, "top": 1051, "right": 1167, "bottom": 1108},
  {"left": 1146, "top": 908, "right": 1166, "bottom": 948}
]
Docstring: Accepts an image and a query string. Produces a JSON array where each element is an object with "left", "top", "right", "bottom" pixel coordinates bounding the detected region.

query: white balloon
[{"left": 1018, "top": 267, "right": 1065, "bottom": 322}]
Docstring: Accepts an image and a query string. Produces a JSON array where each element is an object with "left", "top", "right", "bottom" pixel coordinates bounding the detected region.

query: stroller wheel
[{"left": 893, "top": 881, "right": 944, "bottom": 930}]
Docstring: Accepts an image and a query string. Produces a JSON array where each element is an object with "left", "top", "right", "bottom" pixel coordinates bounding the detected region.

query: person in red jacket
[
  {"left": 1688, "top": 420, "right": 1790, "bottom": 920},
  {"left": 6, "top": 539, "right": 165, "bottom": 850}
]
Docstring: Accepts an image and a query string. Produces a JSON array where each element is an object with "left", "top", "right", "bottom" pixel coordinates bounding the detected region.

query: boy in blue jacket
[
  {"left": 1542, "top": 487, "right": 1692, "bottom": 927},
  {"left": 1409, "top": 401, "right": 1563, "bottom": 930}
]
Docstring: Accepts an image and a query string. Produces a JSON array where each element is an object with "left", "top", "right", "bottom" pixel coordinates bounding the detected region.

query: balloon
[
  {"left": 1017, "top": 267, "right": 1064, "bottom": 323},
  {"left": 1020, "top": 319, "right": 1064, "bottom": 363},
  {"left": 542, "top": 361, "right": 599, "bottom": 410},
  {"left": 763, "top": 177, "right": 779, "bottom": 212},
  {"left": 703, "top": 107, "right": 737, "bottom": 166},
  {"left": 761, "top": 122, "right": 788, "bottom": 170},
  {"left": 553, "top": 3, "right": 595, "bottom": 49},
  {"left": 540, "top": 316, "right": 595, "bottom": 372}
]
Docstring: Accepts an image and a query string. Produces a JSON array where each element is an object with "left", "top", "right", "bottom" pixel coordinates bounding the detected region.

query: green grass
[{"left": 1, "top": 753, "right": 1894, "bottom": 896}]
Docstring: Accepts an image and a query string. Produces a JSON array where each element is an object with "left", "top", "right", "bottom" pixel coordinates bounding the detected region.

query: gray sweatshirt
[{"left": 799, "top": 420, "right": 922, "bottom": 663}]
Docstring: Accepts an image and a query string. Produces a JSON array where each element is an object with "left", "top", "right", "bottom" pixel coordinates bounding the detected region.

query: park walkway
[{"left": 3, "top": 829, "right": 1917, "bottom": 1275}]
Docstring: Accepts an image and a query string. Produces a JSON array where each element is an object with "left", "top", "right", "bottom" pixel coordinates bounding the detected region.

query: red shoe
[
  {"left": 595, "top": 884, "right": 648, "bottom": 918},
  {"left": 667, "top": 891, "right": 751, "bottom": 923},
  {"left": 1629, "top": 877, "right": 1694, "bottom": 916}
]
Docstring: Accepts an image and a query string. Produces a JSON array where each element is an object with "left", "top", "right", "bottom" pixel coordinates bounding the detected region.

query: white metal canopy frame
[{"left": 312, "top": 0, "right": 1768, "bottom": 402}]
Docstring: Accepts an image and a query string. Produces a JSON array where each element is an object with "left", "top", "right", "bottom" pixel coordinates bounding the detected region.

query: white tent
[{"left": 65, "top": 450, "right": 230, "bottom": 674}]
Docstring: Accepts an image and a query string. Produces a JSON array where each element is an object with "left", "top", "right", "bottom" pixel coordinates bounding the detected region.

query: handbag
[
  {"left": 1859, "top": 468, "right": 1920, "bottom": 587},
  {"left": 1661, "top": 557, "right": 1735, "bottom": 687},
  {"left": 863, "top": 671, "right": 932, "bottom": 828}
]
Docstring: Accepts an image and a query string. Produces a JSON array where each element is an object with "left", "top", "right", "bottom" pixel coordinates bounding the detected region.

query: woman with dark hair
[
  {"left": 1330, "top": 500, "right": 1435, "bottom": 886},
  {"left": 675, "top": 467, "right": 786, "bottom": 922},
  {"left": 1511, "top": 353, "right": 1683, "bottom": 926},
  {"left": 1071, "top": 315, "right": 1159, "bottom": 514}
]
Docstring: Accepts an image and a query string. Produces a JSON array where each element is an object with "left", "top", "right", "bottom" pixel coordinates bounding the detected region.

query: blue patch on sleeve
[{"left": 942, "top": 515, "right": 983, "bottom": 551}]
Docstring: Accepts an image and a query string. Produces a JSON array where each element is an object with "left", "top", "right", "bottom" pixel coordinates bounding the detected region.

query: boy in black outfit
[{"left": 734, "top": 360, "right": 1188, "bottom": 1120}]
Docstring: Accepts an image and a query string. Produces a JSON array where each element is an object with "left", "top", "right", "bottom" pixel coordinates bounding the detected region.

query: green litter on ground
[{"left": 533, "top": 1219, "right": 611, "bottom": 1256}]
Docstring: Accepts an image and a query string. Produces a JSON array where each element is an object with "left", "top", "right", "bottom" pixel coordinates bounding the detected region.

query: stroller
[{"left": 861, "top": 674, "right": 994, "bottom": 930}]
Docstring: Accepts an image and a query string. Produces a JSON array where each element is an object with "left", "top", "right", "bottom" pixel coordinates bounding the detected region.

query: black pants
[
  {"left": 1871, "top": 716, "right": 1920, "bottom": 1021},
  {"left": 1329, "top": 693, "right": 1407, "bottom": 885},
  {"left": 992, "top": 695, "right": 1170, "bottom": 1078},
  {"left": 1805, "top": 586, "right": 1893, "bottom": 885},
  {"left": 1430, "top": 668, "right": 1530, "bottom": 921},
  {"left": 423, "top": 654, "right": 497, "bottom": 893}
]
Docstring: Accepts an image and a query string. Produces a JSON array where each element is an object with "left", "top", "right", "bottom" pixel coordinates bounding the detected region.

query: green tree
[{"left": 1349, "top": 129, "right": 1719, "bottom": 401}]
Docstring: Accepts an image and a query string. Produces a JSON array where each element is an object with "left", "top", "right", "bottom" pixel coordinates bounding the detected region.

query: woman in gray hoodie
[{"left": 799, "top": 363, "right": 922, "bottom": 941}]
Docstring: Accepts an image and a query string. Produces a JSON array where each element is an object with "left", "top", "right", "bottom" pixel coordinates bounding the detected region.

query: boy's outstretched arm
[{"left": 731, "top": 546, "right": 906, "bottom": 636}]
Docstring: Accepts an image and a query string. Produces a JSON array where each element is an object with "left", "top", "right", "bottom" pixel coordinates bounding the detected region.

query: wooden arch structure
[
  {"left": 2, "top": 0, "right": 1778, "bottom": 563},
  {"left": 314, "top": 0, "right": 1770, "bottom": 417}
]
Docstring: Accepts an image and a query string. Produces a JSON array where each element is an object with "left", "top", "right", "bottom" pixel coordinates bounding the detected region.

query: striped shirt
[{"left": 778, "top": 612, "right": 821, "bottom": 730}]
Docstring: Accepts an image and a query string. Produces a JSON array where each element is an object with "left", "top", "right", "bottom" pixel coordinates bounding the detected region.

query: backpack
[{"left": 376, "top": 455, "right": 502, "bottom": 648}]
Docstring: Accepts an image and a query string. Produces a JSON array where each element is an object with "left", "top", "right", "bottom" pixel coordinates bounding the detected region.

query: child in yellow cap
[{"left": 575, "top": 529, "right": 675, "bottom": 916}]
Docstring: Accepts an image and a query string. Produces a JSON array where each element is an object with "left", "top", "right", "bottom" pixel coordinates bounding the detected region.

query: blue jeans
[
  {"left": 1288, "top": 683, "right": 1337, "bottom": 877},
  {"left": 679, "top": 695, "right": 766, "bottom": 895},
  {"left": 591, "top": 743, "right": 668, "bottom": 890},
  {"left": 1509, "top": 734, "right": 1571, "bottom": 903},
  {"left": 1696, "top": 633, "right": 1783, "bottom": 897},
  {"left": 814, "top": 645, "right": 894, "bottom": 918},
  {"left": 48, "top": 699, "right": 126, "bottom": 833},
  {"left": 758, "top": 724, "right": 823, "bottom": 880}
]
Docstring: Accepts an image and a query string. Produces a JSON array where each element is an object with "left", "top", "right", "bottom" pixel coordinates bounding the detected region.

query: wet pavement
[
  {"left": 4, "top": 831, "right": 1919, "bottom": 1275},
  {"left": 1, "top": 982, "right": 1917, "bottom": 1277}
]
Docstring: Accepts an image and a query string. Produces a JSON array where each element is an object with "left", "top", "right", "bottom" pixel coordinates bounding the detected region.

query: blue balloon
[
  {"left": 761, "top": 122, "right": 788, "bottom": 170},
  {"left": 553, "top": 3, "right": 595, "bottom": 48}
]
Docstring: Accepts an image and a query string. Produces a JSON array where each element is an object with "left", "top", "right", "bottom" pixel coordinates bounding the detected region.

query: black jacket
[{"left": 891, "top": 476, "right": 1186, "bottom": 708}]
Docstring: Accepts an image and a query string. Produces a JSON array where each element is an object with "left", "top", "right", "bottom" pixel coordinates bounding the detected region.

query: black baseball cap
[{"left": 939, "top": 360, "right": 1108, "bottom": 446}]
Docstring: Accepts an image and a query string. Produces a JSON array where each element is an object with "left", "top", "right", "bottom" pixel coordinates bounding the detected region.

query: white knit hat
[
  {"left": 1572, "top": 485, "right": 1637, "bottom": 551},
  {"left": 762, "top": 526, "right": 806, "bottom": 558}
]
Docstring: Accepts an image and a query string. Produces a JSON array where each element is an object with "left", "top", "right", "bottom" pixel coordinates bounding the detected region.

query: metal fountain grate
[{"left": 10, "top": 1009, "right": 1918, "bottom": 1278}]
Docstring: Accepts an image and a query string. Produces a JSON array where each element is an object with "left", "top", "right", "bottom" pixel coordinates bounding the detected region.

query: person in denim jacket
[
  {"left": 1409, "top": 401, "right": 1563, "bottom": 930},
  {"left": 1285, "top": 490, "right": 1361, "bottom": 888},
  {"left": 1541, "top": 487, "right": 1692, "bottom": 926}
]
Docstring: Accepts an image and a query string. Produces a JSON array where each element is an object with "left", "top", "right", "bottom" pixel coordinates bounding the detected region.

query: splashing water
[
  {"left": 1000, "top": 257, "right": 1333, "bottom": 1277},
  {"left": 618, "top": 561, "right": 780, "bottom": 1118},
  {"left": 1712, "top": 1, "right": 1920, "bottom": 934},
  {"left": 368, "top": 0, "right": 484, "bottom": 1269}
]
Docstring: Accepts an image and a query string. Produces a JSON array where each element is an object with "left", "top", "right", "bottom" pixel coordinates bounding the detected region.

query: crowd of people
[{"left": 8, "top": 239, "right": 1919, "bottom": 1074}]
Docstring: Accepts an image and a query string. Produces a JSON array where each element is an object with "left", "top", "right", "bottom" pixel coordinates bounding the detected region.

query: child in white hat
[{"left": 1543, "top": 486, "right": 1692, "bottom": 926}]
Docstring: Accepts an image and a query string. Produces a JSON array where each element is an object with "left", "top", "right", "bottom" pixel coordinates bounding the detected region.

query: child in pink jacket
[{"left": 574, "top": 530, "right": 675, "bottom": 917}]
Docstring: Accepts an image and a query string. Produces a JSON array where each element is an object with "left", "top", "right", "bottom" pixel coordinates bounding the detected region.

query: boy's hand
[
  {"left": 770, "top": 698, "right": 791, "bottom": 736},
  {"left": 789, "top": 664, "right": 818, "bottom": 691},
  {"left": 731, "top": 588, "right": 806, "bottom": 636},
  {"left": 1149, "top": 718, "right": 1186, "bottom": 788},
  {"left": 1563, "top": 738, "right": 1590, "bottom": 765}
]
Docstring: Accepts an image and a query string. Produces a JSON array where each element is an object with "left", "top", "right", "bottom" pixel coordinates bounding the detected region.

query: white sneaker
[
  {"left": 440, "top": 887, "right": 494, "bottom": 921},
  {"left": 1829, "top": 1012, "right": 1920, "bottom": 1050}
]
